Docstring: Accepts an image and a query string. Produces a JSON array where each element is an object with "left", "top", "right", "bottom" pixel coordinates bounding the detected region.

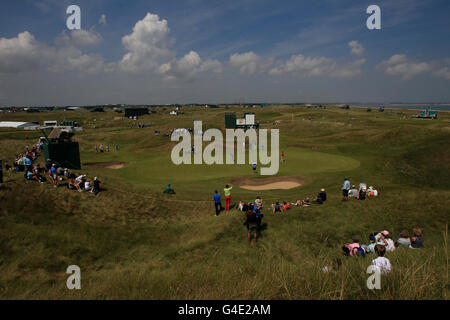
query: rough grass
[{"left": 0, "top": 106, "right": 449, "bottom": 299}]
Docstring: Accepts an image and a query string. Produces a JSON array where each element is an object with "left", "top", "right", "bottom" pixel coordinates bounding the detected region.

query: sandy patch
[
  {"left": 234, "top": 175, "right": 304, "bottom": 191},
  {"left": 83, "top": 162, "right": 129, "bottom": 169}
]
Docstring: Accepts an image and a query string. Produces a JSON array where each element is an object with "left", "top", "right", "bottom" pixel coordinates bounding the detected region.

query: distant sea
[{"left": 368, "top": 104, "right": 450, "bottom": 111}]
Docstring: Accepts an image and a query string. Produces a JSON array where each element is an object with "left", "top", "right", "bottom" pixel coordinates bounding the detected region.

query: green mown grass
[{"left": 0, "top": 106, "right": 449, "bottom": 299}]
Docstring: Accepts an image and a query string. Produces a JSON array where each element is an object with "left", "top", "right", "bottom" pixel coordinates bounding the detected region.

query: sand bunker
[
  {"left": 235, "top": 176, "right": 304, "bottom": 191},
  {"left": 83, "top": 162, "right": 128, "bottom": 169}
]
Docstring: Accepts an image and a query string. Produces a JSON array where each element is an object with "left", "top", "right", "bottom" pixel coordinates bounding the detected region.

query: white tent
[{"left": 0, "top": 121, "right": 39, "bottom": 129}]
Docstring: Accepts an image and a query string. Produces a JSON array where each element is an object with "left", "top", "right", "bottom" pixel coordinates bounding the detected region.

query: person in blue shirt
[
  {"left": 254, "top": 203, "right": 264, "bottom": 227},
  {"left": 213, "top": 190, "right": 222, "bottom": 216},
  {"left": 252, "top": 161, "right": 257, "bottom": 173},
  {"left": 48, "top": 164, "right": 57, "bottom": 188},
  {"left": 342, "top": 177, "right": 351, "bottom": 201}
]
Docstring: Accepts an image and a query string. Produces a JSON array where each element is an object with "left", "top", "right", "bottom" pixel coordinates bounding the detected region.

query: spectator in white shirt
[{"left": 372, "top": 244, "right": 391, "bottom": 274}]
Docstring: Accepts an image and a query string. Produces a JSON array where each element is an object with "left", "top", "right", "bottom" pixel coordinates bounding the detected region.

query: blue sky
[{"left": 0, "top": 0, "right": 449, "bottom": 105}]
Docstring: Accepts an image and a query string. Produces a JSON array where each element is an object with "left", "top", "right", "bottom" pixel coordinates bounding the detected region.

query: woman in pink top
[{"left": 347, "top": 235, "right": 361, "bottom": 256}]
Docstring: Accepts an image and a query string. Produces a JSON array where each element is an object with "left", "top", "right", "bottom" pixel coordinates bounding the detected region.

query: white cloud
[
  {"left": 348, "top": 40, "right": 365, "bottom": 56},
  {"left": 229, "top": 52, "right": 273, "bottom": 75},
  {"left": 71, "top": 29, "right": 103, "bottom": 46},
  {"left": 118, "top": 13, "right": 174, "bottom": 73},
  {"left": 377, "top": 54, "right": 431, "bottom": 79},
  {"left": 0, "top": 31, "right": 104, "bottom": 75},
  {"left": 0, "top": 31, "right": 52, "bottom": 73},
  {"left": 269, "top": 54, "right": 365, "bottom": 78},
  {"left": 99, "top": 14, "right": 107, "bottom": 26},
  {"left": 158, "top": 51, "right": 222, "bottom": 80},
  {"left": 55, "top": 29, "right": 102, "bottom": 47},
  {"left": 432, "top": 66, "right": 450, "bottom": 80},
  {"left": 50, "top": 47, "right": 104, "bottom": 74}
]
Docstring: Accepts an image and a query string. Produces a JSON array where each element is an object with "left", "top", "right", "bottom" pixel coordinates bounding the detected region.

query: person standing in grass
[
  {"left": 48, "top": 164, "right": 57, "bottom": 188},
  {"left": 224, "top": 184, "right": 233, "bottom": 211},
  {"left": 342, "top": 177, "right": 350, "bottom": 201},
  {"left": 213, "top": 190, "right": 222, "bottom": 216},
  {"left": 281, "top": 151, "right": 285, "bottom": 163},
  {"left": 245, "top": 207, "right": 258, "bottom": 244},
  {"left": 372, "top": 245, "right": 391, "bottom": 274}
]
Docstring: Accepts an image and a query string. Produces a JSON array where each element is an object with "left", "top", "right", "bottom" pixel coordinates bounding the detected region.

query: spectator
[
  {"left": 48, "top": 164, "right": 57, "bottom": 188},
  {"left": 395, "top": 230, "right": 411, "bottom": 248},
  {"left": 224, "top": 184, "right": 233, "bottom": 211},
  {"left": 213, "top": 190, "right": 222, "bottom": 216},
  {"left": 372, "top": 245, "right": 391, "bottom": 274},
  {"left": 246, "top": 207, "right": 258, "bottom": 244},
  {"left": 91, "top": 177, "right": 101, "bottom": 195},
  {"left": 410, "top": 228, "right": 424, "bottom": 248},
  {"left": 342, "top": 177, "right": 350, "bottom": 200},
  {"left": 316, "top": 188, "right": 327, "bottom": 204},
  {"left": 348, "top": 185, "right": 358, "bottom": 198}
]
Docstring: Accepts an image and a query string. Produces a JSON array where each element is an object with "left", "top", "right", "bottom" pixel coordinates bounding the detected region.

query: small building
[
  {"left": 415, "top": 108, "right": 437, "bottom": 119},
  {"left": 44, "top": 120, "right": 58, "bottom": 127},
  {"left": 124, "top": 107, "right": 149, "bottom": 118},
  {"left": 225, "top": 112, "right": 259, "bottom": 129}
]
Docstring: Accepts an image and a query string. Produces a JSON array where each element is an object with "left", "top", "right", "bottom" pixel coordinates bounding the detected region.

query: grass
[{"left": 0, "top": 105, "right": 449, "bottom": 299}]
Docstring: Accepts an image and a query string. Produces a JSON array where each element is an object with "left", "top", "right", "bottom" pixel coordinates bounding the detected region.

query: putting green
[{"left": 115, "top": 148, "right": 360, "bottom": 190}]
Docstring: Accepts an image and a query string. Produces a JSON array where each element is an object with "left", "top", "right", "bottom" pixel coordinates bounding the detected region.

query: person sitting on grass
[
  {"left": 84, "top": 178, "right": 92, "bottom": 192},
  {"left": 164, "top": 184, "right": 175, "bottom": 194},
  {"left": 32, "top": 166, "right": 44, "bottom": 183},
  {"left": 293, "top": 197, "right": 311, "bottom": 207},
  {"left": 282, "top": 201, "right": 291, "bottom": 211},
  {"left": 348, "top": 185, "right": 358, "bottom": 198},
  {"left": 245, "top": 207, "right": 258, "bottom": 244},
  {"left": 75, "top": 174, "right": 86, "bottom": 192},
  {"left": 342, "top": 235, "right": 362, "bottom": 257},
  {"left": 68, "top": 177, "right": 78, "bottom": 191},
  {"left": 376, "top": 230, "right": 395, "bottom": 252},
  {"left": 395, "top": 229, "right": 411, "bottom": 248},
  {"left": 25, "top": 167, "right": 33, "bottom": 181},
  {"left": 315, "top": 188, "right": 327, "bottom": 204},
  {"left": 372, "top": 244, "right": 391, "bottom": 274},
  {"left": 361, "top": 233, "right": 388, "bottom": 254},
  {"left": 91, "top": 177, "right": 101, "bottom": 195},
  {"left": 271, "top": 201, "right": 283, "bottom": 214},
  {"left": 410, "top": 228, "right": 423, "bottom": 249}
]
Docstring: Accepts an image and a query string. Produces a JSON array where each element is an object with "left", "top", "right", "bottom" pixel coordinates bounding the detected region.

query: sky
[{"left": 0, "top": 0, "right": 449, "bottom": 106}]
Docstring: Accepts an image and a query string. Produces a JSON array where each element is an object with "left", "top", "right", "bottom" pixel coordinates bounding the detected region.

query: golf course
[{"left": 0, "top": 105, "right": 448, "bottom": 299}]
